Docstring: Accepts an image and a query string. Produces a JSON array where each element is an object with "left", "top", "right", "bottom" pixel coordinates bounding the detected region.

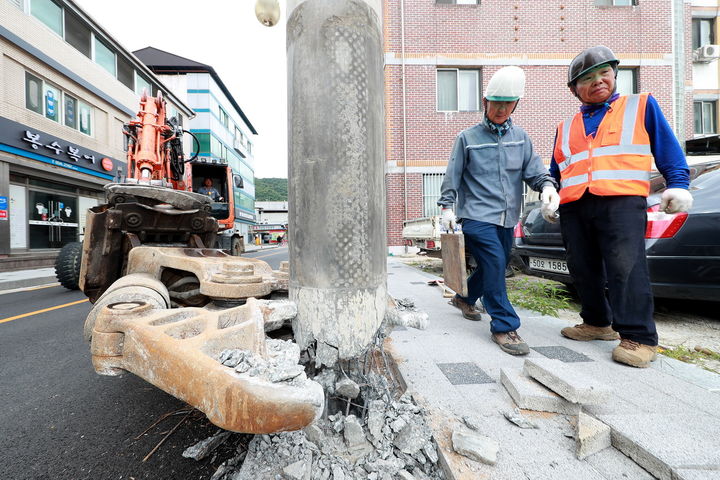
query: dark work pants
[
  {"left": 459, "top": 219, "right": 521, "bottom": 334},
  {"left": 558, "top": 193, "right": 657, "bottom": 346}
]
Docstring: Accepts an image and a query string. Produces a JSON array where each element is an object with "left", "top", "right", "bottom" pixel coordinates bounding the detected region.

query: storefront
[{"left": 1, "top": 116, "right": 122, "bottom": 253}]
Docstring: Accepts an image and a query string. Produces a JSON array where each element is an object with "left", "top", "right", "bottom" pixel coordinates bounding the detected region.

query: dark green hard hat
[{"left": 567, "top": 46, "right": 619, "bottom": 86}]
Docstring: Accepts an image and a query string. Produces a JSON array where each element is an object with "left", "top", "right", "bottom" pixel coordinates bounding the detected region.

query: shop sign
[
  {"left": 0, "top": 116, "right": 123, "bottom": 180},
  {"left": 0, "top": 196, "right": 6, "bottom": 221}
]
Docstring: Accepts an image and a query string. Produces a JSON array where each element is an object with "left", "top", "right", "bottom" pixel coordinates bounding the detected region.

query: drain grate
[
  {"left": 532, "top": 346, "right": 593, "bottom": 363},
  {"left": 437, "top": 362, "right": 494, "bottom": 385}
]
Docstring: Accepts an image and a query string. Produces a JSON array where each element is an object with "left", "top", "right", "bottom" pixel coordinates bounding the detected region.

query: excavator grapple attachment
[{"left": 90, "top": 298, "right": 324, "bottom": 434}]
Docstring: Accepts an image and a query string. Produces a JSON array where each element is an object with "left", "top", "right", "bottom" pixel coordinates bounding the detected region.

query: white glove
[
  {"left": 660, "top": 188, "right": 693, "bottom": 214},
  {"left": 540, "top": 185, "right": 560, "bottom": 224},
  {"left": 440, "top": 208, "right": 456, "bottom": 231}
]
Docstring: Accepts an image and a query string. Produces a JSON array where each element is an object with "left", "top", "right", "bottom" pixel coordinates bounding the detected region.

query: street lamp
[{"left": 255, "top": 0, "right": 281, "bottom": 27}]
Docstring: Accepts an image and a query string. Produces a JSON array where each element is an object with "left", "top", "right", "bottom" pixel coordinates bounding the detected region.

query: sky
[{"left": 75, "top": 0, "right": 289, "bottom": 179}]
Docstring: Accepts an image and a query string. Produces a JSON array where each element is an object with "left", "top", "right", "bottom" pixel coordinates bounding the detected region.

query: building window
[
  {"left": 135, "top": 72, "right": 152, "bottom": 96},
  {"left": 94, "top": 36, "right": 116, "bottom": 77},
  {"left": 117, "top": 55, "right": 135, "bottom": 91},
  {"left": 78, "top": 101, "right": 92, "bottom": 136},
  {"left": 437, "top": 69, "right": 480, "bottom": 112},
  {"left": 692, "top": 19, "right": 715, "bottom": 50},
  {"left": 423, "top": 173, "right": 445, "bottom": 217},
  {"left": 25, "top": 72, "right": 44, "bottom": 115},
  {"left": 64, "top": 9, "right": 91, "bottom": 58},
  {"left": 31, "top": 0, "right": 63, "bottom": 37},
  {"left": 616, "top": 68, "right": 638, "bottom": 95},
  {"left": 694, "top": 101, "right": 717, "bottom": 135},
  {"left": 43, "top": 83, "right": 60, "bottom": 123},
  {"left": 219, "top": 107, "right": 229, "bottom": 128},
  {"left": 64, "top": 94, "right": 77, "bottom": 129}
]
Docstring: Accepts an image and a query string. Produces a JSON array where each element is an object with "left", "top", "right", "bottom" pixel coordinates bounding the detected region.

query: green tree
[{"left": 255, "top": 178, "right": 288, "bottom": 201}]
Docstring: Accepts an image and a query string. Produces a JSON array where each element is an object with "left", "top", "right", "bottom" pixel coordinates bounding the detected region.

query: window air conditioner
[{"left": 694, "top": 45, "right": 720, "bottom": 63}]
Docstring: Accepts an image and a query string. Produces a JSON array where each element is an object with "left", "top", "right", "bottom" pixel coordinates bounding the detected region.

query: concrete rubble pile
[{"left": 181, "top": 296, "right": 443, "bottom": 480}]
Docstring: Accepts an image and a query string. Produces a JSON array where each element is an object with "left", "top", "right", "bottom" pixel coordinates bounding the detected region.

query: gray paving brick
[
  {"left": 532, "top": 345, "right": 593, "bottom": 363},
  {"left": 598, "top": 413, "right": 720, "bottom": 480},
  {"left": 673, "top": 468, "right": 720, "bottom": 480},
  {"left": 437, "top": 362, "right": 494, "bottom": 385},
  {"left": 523, "top": 358, "right": 612, "bottom": 404},
  {"left": 576, "top": 412, "right": 611, "bottom": 460},
  {"left": 500, "top": 367, "right": 581, "bottom": 415}
]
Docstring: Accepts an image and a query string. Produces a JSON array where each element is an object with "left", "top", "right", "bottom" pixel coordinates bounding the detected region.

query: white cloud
[{"left": 75, "top": 0, "right": 288, "bottom": 178}]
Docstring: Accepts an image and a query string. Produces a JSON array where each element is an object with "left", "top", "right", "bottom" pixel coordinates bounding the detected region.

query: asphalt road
[{"left": 0, "top": 247, "right": 288, "bottom": 480}]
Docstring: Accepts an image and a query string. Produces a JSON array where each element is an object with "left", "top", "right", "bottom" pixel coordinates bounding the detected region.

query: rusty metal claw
[{"left": 90, "top": 297, "right": 324, "bottom": 433}]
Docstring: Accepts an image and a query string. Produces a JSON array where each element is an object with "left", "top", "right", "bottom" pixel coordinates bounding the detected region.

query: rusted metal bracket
[{"left": 90, "top": 298, "right": 324, "bottom": 433}]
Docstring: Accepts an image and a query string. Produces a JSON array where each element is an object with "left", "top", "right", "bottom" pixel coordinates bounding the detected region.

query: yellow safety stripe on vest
[
  {"left": 558, "top": 144, "right": 652, "bottom": 171},
  {"left": 560, "top": 169, "right": 650, "bottom": 188}
]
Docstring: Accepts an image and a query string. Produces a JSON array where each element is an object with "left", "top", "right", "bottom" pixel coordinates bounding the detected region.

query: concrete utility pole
[{"left": 287, "top": 0, "right": 386, "bottom": 366}]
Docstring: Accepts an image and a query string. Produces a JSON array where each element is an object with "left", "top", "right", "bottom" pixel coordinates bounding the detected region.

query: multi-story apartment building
[
  {"left": 133, "top": 47, "right": 259, "bottom": 245},
  {"left": 383, "top": 0, "right": 693, "bottom": 251},
  {"left": 692, "top": 1, "right": 720, "bottom": 137},
  {"left": 0, "top": 0, "right": 192, "bottom": 262}
]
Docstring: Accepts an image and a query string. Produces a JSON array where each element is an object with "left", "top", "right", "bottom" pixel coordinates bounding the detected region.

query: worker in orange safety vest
[{"left": 544, "top": 46, "right": 693, "bottom": 368}]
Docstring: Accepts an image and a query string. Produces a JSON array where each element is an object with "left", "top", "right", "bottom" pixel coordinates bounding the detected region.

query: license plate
[{"left": 529, "top": 256, "right": 569, "bottom": 274}]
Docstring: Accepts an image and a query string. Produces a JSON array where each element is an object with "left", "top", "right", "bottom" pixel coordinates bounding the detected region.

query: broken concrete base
[
  {"left": 500, "top": 368, "right": 581, "bottom": 415},
  {"left": 576, "top": 412, "right": 610, "bottom": 460},
  {"left": 523, "top": 358, "right": 611, "bottom": 405}
]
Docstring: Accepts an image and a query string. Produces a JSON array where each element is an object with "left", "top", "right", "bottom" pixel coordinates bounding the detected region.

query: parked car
[{"left": 512, "top": 161, "right": 720, "bottom": 301}]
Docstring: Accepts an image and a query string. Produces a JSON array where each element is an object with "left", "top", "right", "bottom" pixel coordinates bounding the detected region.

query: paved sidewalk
[{"left": 385, "top": 256, "right": 720, "bottom": 480}]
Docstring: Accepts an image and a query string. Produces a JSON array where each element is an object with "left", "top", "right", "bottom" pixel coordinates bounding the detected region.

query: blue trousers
[
  {"left": 559, "top": 194, "right": 657, "bottom": 346},
  {"left": 458, "top": 219, "right": 521, "bottom": 334}
]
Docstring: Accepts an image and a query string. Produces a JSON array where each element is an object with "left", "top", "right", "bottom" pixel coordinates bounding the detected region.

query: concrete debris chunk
[
  {"left": 303, "top": 424, "right": 325, "bottom": 446},
  {"left": 385, "top": 297, "right": 429, "bottom": 330},
  {"left": 523, "top": 358, "right": 612, "bottom": 404},
  {"left": 462, "top": 415, "right": 483, "bottom": 432},
  {"left": 257, "top": 299, "right": 298, "bottom": 332},
  {"left": 335, "top": 377, "right": 360, "bottom": 399},
  {"left": 396, "top": 470, "right": 416, "bottom": 480},
  {"left": 500, "top": 367, "right": 582, "bottom": 415},
  {"left": 451, "top": 427, "right": 499, "bottom": 465},
  {"left": 283, "top": 459, "right": 311, "bottom": 480},
  {"left": 343, "top": 415, "right": 368, "bottom": 449},
  {"left": 502, "top": 407, "right": 538, "bottom": 429},
  {"left": 395, "top": 421, "right": 432, "bottom": 455},
  {"left": 576, "top": 412, "right": 611, "bottom": 460},
  {"left": 218, "top": 339, "right": 309, "bottom": 387},
  {"left": 182, "top": 430, "right": 232, "bottom": 461}
]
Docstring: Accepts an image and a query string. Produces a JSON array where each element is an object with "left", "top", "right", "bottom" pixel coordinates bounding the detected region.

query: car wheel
[{"left": 55, "top": 241, "right": 82, "bottom": 290}]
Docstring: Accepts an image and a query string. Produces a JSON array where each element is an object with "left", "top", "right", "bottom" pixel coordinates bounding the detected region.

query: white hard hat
[{"left": 484, "top": 66, "right": 526, "bottom": 101}]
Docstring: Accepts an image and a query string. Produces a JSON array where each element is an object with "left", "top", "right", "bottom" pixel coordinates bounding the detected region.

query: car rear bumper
[
  {"left": 512, "top": 244, "right": 573, "bottom": 284},
  {"left": 647, "top": 255, "right": 720, "bottom": 302}
]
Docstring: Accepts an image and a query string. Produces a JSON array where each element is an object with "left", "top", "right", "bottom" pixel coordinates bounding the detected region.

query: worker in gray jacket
[{"left": 438, "top": 66, "right": 559, "bottom": 355}]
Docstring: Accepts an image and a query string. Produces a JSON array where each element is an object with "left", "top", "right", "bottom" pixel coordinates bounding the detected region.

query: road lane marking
[
  {"left": 0, "top": 298, "right": 89, "bottom": 325},
  {"left": 247, "top": 249, "right": 288, "bottom": 260}
]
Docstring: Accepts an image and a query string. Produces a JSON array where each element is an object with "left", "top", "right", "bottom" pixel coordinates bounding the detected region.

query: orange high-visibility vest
[{"left": 554, "top": 93, "right": 653, "bottom": 204}]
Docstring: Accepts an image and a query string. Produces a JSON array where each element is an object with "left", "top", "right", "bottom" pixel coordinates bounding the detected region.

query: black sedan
[{"left": 512, "top": 161, "right": 720, "bottom": 302}]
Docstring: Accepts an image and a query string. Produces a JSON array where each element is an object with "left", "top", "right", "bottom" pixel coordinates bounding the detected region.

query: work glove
[
  {"left": 540, "top": 185, "right": 560, "bottom": 224},
  {"left": 440, "top": 208, "right": 456, "bottom": 231},
  {"left": 660, "top": 188, "right": 693, "bottom": 214}
]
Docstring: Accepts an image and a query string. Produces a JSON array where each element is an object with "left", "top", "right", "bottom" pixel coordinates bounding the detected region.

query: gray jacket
[{"left": 437, "top": 120, "right": 555, "bottom": 228}]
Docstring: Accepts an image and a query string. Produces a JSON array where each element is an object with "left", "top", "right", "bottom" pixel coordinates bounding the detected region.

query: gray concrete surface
[{"left": 385, "top": 256, "right": 720, "bottom": 480}]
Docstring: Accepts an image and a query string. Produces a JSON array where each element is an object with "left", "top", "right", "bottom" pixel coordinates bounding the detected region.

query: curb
[{"left": 0, "top": 276, "right": 59, "bottom": 293}]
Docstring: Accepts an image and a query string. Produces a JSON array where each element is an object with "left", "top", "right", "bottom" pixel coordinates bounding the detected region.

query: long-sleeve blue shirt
[
  {"left": 438, "top": 119, "right": 555, "bottom": 228},
  {"left": 549, "top": 94, "right": 690, "bottom": 190}
]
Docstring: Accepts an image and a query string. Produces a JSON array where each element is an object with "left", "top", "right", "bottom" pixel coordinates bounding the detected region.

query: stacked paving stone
[{"left": 500, "top": 358, "right": 613, "bottom": 460}]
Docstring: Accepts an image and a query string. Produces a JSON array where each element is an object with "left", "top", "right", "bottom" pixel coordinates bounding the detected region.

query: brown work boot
[
  {"left": 491, "top": 331, "right": 530, "bottom": 356},
  {"left": 449, "top": 296, "right": 484, "bottom": 321},
  {"left": 561, "top": 323, "right": 619, "bottom": 341},
  {"left": 612, "top": 338, "right": 657, "bottom": 368}
]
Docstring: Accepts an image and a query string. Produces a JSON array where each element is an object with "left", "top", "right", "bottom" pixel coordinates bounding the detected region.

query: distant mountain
[{"left": 255, "top": 177, "right": 288, "bottom": 201}]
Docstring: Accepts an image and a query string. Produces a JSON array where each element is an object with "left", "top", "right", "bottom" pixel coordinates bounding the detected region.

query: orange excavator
[{"left": 54, "top": 90, "right": 324, "bottom": 434}]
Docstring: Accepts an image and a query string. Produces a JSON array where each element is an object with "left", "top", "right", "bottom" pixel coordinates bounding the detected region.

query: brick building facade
[{"left": 383, "top": 0, "right": 693, "bottom": 251}]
